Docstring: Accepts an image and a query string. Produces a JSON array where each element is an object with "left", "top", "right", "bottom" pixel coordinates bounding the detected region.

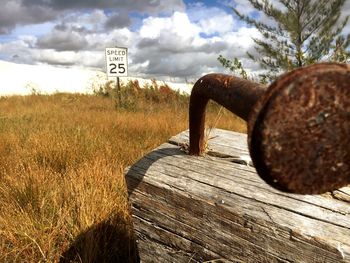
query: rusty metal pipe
[
  {"left": 189, "top": 74, "right": 266, "bottom": 155},
  {"left": 189, "top": 63, "right": 350, "bottom": 194}
]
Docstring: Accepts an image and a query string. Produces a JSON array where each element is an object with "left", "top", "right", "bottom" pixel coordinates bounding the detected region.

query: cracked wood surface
[{"left": 126, "top": 128, "right": 350, "bottom": 263}]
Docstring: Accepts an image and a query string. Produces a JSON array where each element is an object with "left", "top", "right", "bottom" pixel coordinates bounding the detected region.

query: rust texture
[
  {"left": 189, "top": 63, "right": 350, "bottom": 194},
  {"left": 189, "top": 74, "right": 266, "bottom": 155}
]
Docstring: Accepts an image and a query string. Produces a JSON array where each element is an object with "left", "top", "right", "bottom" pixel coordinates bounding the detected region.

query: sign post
[{"left": 105, "top": 47, "right": 128, "bottom": 106}]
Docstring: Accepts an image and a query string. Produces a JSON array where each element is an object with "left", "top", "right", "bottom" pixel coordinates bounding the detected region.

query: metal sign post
[{"left": 105, "top": 47, "right": 128, "bottom": 106}]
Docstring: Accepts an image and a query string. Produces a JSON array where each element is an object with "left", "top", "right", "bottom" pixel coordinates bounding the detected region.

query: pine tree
[{"left": 219, "top": 0, "right": 350, "bottom": 82}]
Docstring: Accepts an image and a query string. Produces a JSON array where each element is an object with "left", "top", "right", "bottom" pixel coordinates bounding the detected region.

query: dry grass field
[{"left": 0, "top": 82, "right": 246, "bottom": 262}]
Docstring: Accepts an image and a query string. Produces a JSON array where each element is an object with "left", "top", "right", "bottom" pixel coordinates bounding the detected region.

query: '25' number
[{"left": 109, "top": 63, "right": 126, "bottom": 74}]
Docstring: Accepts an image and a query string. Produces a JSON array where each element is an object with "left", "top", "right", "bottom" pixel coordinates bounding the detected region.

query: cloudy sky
[{"left": 0, "top": 0, "right": 349, "bottom": 83}]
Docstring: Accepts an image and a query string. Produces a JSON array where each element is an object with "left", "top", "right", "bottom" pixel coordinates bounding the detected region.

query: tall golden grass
[{"left": 0, "top": 83, "right": 246, "bottom": 262}]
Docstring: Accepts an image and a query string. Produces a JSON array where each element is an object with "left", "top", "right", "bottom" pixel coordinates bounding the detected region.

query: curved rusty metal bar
[
  {"left": 189, "top": 63, "right": 350, "bottom": 194},
  {"left": 189, "top": 74, "right": 266, "bottom": 155}
]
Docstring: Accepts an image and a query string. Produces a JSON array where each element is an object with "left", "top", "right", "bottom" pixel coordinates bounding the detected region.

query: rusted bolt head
[{"left": 248, "top": 63, "right": 350, "bottom": 194}]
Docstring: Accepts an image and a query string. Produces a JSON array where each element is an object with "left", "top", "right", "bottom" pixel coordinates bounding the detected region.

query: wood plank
[
  {"left": 169, "top": 128, "right": 350, "bottom": 206},
  {"left": 126, "top": 129, "right": 350, "bottom": 262},
  {"left": 129, "top": 183, "right": 346, "bottom": 262},
  {"left": 168, "top": 128, "right": 250, "bottom": 158},
  {"left": 128, "top": 143, "right": 350, "bottom": 238}
]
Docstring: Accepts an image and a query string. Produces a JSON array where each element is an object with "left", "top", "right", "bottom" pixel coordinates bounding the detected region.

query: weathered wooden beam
[{"left": 125, "top": 129, "right": 350, "bottom": 263}]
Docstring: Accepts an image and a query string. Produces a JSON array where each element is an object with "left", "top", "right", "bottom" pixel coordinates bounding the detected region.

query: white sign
[{"left": 105, "top": 47, "right": 128, "bottom": 77}]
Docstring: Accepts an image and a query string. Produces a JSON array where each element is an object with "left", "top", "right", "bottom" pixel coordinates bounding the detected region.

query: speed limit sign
[{"left": 105, "top": 47, "right": 128, "bottom": 77}]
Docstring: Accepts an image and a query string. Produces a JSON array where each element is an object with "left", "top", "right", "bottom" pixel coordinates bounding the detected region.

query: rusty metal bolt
[{"left": 189, "top": 63, "right": 350, "bottom": 194}]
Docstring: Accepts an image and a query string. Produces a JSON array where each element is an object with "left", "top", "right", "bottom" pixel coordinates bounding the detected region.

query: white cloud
[
  {"left": 222, "top": 26, "right": 260, "bottom": 50},
  {"left": 187, "top": 2, "right": 236, "bottom": 35},
  {"left": 34, "top": 49, "right": 81, "bottom": 66},
  {"left": 4, "top": 0, "right": 348, "bottom": 85},
  {"left": 0, "top": 60, "right": 193, "bottom": 96},
  {"left": 135, "top": 12, "right": 227, "bottom": 77},
  {"left": 0, "top": 39, "right": 36, "bottom": 63},
  {"left": 140, "top": 11, "right": 200, "bottom": 41},
  {"left": 37, "top": 27, "right": 89, "bottom": 51},
  {"left": 78, "top": 9, "right": 107, "bottom": 26},
  {"left": 0, "top": 0, "right": 56, "bottom": 33},
  {"left": 0, "top": 6, "right": 262, "bottom": 82},
  {"left": 198, "top": 13, "right": 235, "bottom": 35},
  {"left": 0, "top": 60, "right": 97, "bottom": 95},
  {"left": 0, "top": 0, "right": 186, "bottom": 33},
  {"left": 86, "top": 28, "right": 135, "bottom": 51},
  {"left": 223, "top": 0, "right": 256, "bottom": 16}
]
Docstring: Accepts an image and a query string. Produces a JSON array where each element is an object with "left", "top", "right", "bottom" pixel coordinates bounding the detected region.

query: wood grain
[{"left": 126, "top": 128, "right": 350, "bottom": 263}]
